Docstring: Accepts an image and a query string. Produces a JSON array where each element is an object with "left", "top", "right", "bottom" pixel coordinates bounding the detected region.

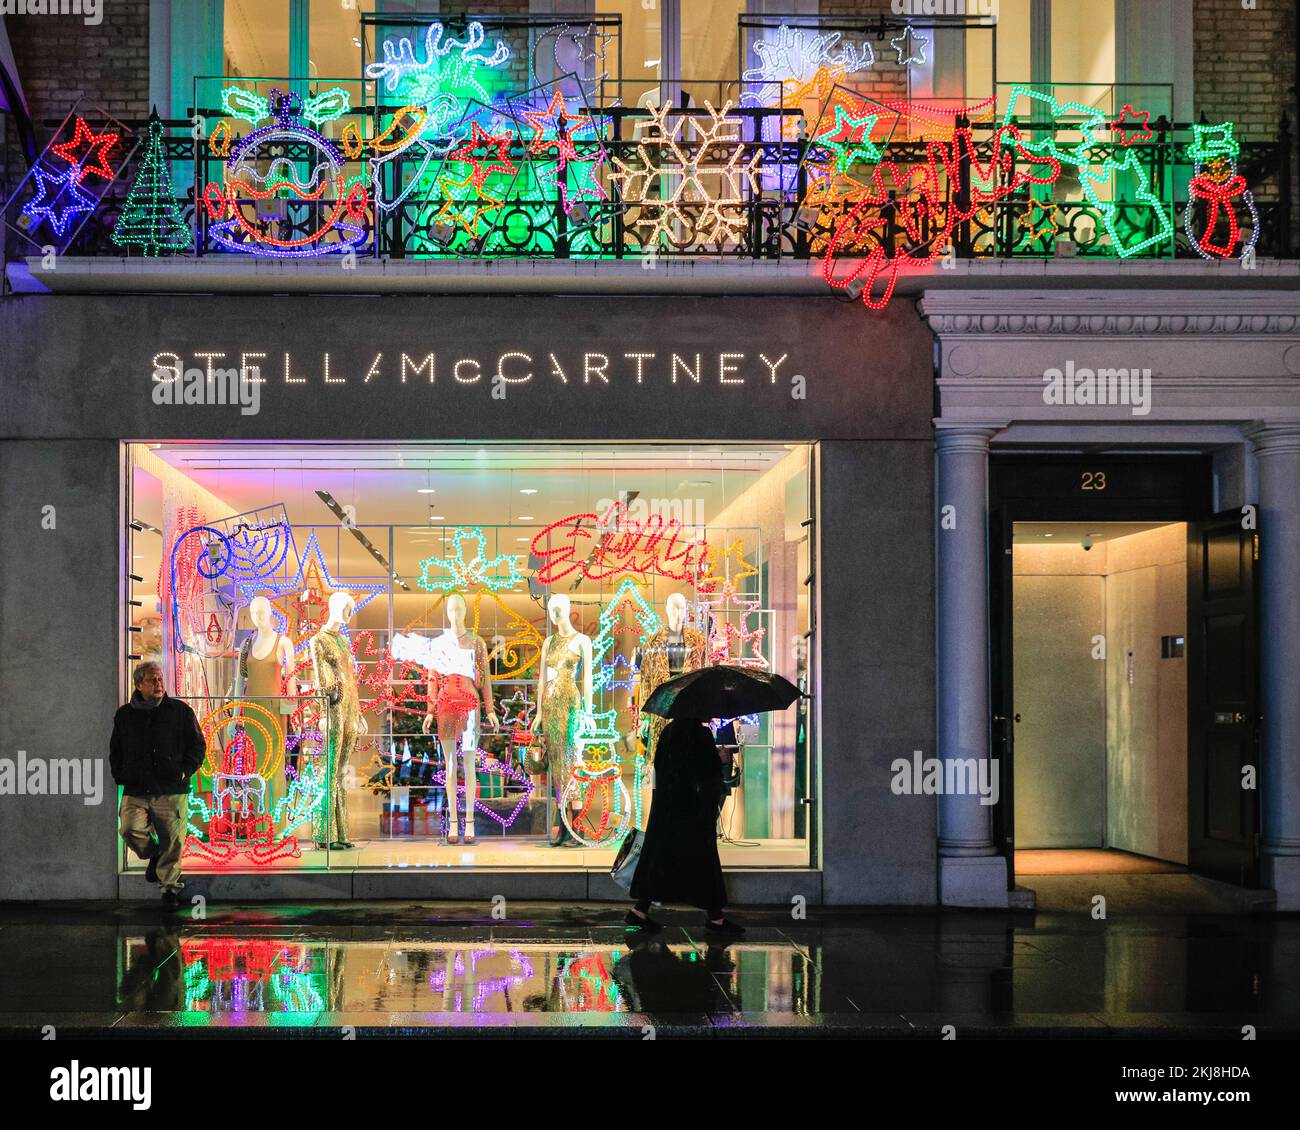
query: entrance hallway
[{"left": 1016, "top": 849, "right": 1184, "bottom": 875}]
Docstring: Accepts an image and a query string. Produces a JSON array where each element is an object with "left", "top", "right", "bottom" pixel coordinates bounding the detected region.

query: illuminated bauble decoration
[{"left": 204, "top": 87, "right": 368, "bottom": 258}]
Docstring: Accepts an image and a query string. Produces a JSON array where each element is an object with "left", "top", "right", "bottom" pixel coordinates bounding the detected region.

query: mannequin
[
  {"left": 234, "top": 596, "right": 295, "bottom": 814},
  {"left": 421, "top": 592, "right": 498, "bottom": 845},
  {"left": 309, "top": 591, "right": 368, "bottom": 850},
  {"left": 638, "top": 592, "right": 707, "bottom": 757},
  {"left": 530, "top": 594, "right": 593, "bottom": 846}
]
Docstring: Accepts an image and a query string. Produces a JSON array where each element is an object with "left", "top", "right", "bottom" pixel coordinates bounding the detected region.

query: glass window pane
[
  {"left": 1052, "top": 0, "right": 1115, "bottom": 108},
  {"left": 309, "top": 0, "right": 377, "bottom": 83},
  {"left": 681, "top": 0, "right": 746, "bottom": 91},
  {"left": 224, "top": 0, "right": 291, "bottom": 79}
]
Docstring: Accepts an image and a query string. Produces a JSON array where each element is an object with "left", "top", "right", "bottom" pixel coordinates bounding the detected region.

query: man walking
[{"left": 110, "top": 661, "right": 206, "bottom": 908}]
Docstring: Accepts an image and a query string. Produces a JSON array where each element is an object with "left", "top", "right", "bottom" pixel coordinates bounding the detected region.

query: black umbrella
[{"left": 641, "top": 664, "right": 802, "bottom": 720}]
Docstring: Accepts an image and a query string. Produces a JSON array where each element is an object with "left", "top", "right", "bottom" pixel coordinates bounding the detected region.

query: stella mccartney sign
[{"left": 151, "top": 349, "right": 799, "bottom": 393}]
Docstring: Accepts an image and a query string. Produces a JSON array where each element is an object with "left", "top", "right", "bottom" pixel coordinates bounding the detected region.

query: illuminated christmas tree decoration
[
  {"left": 448, "top": 121, "right": 517, "bottom": 188},
  {"left": 891, "top": 23, "right": 928, "bottom": 66},
  {"left": 416, "top": 527, "right": 522, "bottom": 592},
  {"left": 1111, "top": 103, "right": 1154, "bottom": 146},
  {"left": 50, "top": 116, "right": 120, "bottom": 182},
  {"left": 20, "top": 164, "right": 95, "bottom": 237},
  {"left": 112, "top": 112, "right": 191, "bottom": 256},
  {"left": 592, "top": 578, "right": 662, "bottom": 692},
  {"left": 813, "top": 104, "right": 882, "bottom": 175}
]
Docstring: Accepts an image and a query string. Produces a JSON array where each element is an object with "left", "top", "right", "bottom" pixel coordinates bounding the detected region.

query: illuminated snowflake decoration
[{"left": 609, "top": 100, "right": 763, "bottom": 249}]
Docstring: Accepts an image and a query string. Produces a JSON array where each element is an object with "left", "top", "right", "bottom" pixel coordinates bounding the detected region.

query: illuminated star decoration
[
  {"left": 433, "top": 170, "right": 504, "bottom": 238},
  {"left": 417, "top": 527, "right": 522, "bottom": 592},
  {"left": 239, "top": 531, "right": 386, "bottom": 656},
  {"left": 497, "top": 689, "right": 535, "bottom": 729},
  {"left": 448, "top": 121, "right": 517, "bottom": 188},
  {"left": 699, "top": 580, "right": 769, "bottom": 668},
  {"left": 50, "top": 116, "right": 121, "bottom": 182},
  {"left": 1110, "top": 104, "right": 1154, "bottom": 147},
  {"left": 1016, "top": 195, "right": 1058, "bottom": 245},
  {"left": 814, "top": 104, "right": 881, "bottom": 175},
  {"left": 521, "top": 88, "right": 608, "bottom": 216},
  {"left": 21, "top": 164, "right": 95, "bottom": 237},
  {"left": 891, "top": 23, "right": 928, "bottom": 67},
  {"left": 697, "top": 540, "right": 760, "bottom": 595}
]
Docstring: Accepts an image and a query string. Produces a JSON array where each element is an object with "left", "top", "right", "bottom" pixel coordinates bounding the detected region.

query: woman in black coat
[{"left": 626, "top": 718, "right": 744, "bottom": 935}]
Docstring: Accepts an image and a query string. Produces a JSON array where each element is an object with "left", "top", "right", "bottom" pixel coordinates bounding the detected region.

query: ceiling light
[
  {"left": 1044, "top": 533, "right": 1053, "bottom": 538},
  {"left": 429, "top": 515, "right": 445, "bottom": 521},
  {"left": 417, "top": 488, "right": 436, "bottom": 494},
  {"left": 520, "top": 488, "right": 538, "bottom": 495},
  {"left": 517, "top": 515, "right": 534, "bottom": 521},
  {"left": 516, "top": 537, "right": 529, "bottom": 542}
]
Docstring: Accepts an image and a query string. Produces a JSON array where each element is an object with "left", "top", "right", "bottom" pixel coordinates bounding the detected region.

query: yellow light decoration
[
  {"left": 341, "top": 121, "right": 364, "bottom": 160},
  {"left": 371, "top": 105, "right": 427, "bottom": 155},
  {"left": 402, "top": 590, "right": 543, "bottom": 682},
  {"left": 1017, "top": 195, "right": 1057, "bottom": 244},
  {"left": 199, "top": 699, "right": 285, "bottom": 782},
  {"left": 433, "top": 170, "right": 503, "bottom": 239},
  {"left": 209, "top": 120, "right": 231, "bottom": 158},
  {"left": 698, "top": 539, "right": 759, "bottom": 594}
]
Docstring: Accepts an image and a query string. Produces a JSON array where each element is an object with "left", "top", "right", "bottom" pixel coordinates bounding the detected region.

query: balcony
[{"left": 3, "top": 13, "right": 1294, "bottom": 303}]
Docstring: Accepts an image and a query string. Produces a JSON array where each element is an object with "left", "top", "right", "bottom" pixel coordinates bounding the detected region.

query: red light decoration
[
  {"left": 50, "top": 116, "right": 121, "bottom": 182},
  {"left": 1111, "top": 104, "right": 1154, "bottom": 146},
  {"left": 448, "top": 121, "right": 517, "bottom": 188},
  {"left": 529, "top": 501, "right": 708, "bottom": 586}
]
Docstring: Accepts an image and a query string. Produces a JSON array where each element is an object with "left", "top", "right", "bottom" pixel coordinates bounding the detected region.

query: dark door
[{"left": 1187, "top": 517, "right": 1259, "bottom": 886}]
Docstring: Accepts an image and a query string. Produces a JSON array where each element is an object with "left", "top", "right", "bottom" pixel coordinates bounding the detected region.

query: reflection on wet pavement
[{"left": 3, "top": 903, "right": 1299, "bottom": 1035}]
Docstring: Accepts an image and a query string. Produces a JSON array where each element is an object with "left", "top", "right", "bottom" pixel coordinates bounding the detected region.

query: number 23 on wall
[{"left": 1081, "top": 472, "right": 1107, "bottom": 491}]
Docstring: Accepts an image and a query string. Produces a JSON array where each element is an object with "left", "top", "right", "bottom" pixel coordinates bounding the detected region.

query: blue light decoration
[
  {"left": 416, "top": 527, "right": 522, "bottom": 592},
  {"left": 203, "top": 88, "right": 368, "bottom": 258},
  {"left": 6, "top": 104, "right": 135, "bottom": 254},
  {"left": 238, "top": 531, "right": 387, "bottom": 655},
  {"left": 169, "top": 521, "right": 292, "bottom": 654}
]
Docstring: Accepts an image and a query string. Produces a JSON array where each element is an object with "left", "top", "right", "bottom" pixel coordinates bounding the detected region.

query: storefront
[{"left": 0, "top": 292, "right": 937, "bottom": 903}]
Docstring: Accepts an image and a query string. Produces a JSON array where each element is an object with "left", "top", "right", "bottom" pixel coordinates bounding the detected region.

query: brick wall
[
  {"left": 2, "top": 0, "right": 150, "bottom": 202},
  {"left": 1193, "top": 0, "right": 1297, "bottom": 250}
]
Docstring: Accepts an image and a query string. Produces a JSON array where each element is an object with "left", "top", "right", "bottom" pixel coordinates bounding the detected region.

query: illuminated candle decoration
[
  {"left": 112, "top": 111, "right": 192, "bottom": 256},
  {"left": 416, "top": 527, "right": 522, "bottom": 592},
  {"left": 204, "top": 87, "right": 368, "bottom": 258}
]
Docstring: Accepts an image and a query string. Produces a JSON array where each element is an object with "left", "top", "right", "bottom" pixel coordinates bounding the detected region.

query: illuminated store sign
[{"left": 150, "top": 350, "right": 797, "bottom": 390}]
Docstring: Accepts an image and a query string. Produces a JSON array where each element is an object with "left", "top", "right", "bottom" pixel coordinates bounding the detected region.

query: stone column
[
  {"left": 1249, "top": 425, "right": 1300, "bottom": 909},
  {"left": 935, "top": 426, "right": 1008, "bottom": 907}
]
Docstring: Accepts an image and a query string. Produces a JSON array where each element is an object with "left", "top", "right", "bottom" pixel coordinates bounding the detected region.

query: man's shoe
[
  {"left": 704, "top": 916, "right": 746, "bottom": 936},
  {"left": 161, "top": 889, "right": 183, "bottom": 910},
  {"left": 144, "top": 852, "right": 159, "bottom": 884}
]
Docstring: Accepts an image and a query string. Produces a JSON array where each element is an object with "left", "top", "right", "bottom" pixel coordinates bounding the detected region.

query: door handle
[{"left": 993, "top": 714, "right": 1021, "bottom": 724}]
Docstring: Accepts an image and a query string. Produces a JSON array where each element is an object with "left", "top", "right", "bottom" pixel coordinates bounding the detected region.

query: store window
[
  {"left": 125, "top": 443, "right": 816, "bottom": 873},
  {"left": 223, "top": 0, "right": 289, "bottom": 79}
]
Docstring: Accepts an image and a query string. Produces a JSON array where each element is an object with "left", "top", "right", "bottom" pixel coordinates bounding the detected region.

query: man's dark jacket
[{"left": 109, "top": 693, "right": 206, "bottom": 797}]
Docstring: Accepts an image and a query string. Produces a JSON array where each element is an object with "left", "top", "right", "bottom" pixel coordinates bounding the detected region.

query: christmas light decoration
[
  {"left": 448, "top": 121, "right": 517, "bottom": 188},
  {"left": 430, "top": 170, "right": 504, "bottom": 240},
  {"left": 179, "top": 938, "right": 323, "bottom": 1016},
  {"left": 417, "top": 527, "right": 522, "bottom": 592},
  {"left": 697, "top": 540, "right": 760, "bottom": 595},
  {"left": 112, "top": 111, "right": 191, "bottom": 256},
  {"left": 239, "top": 531, "right": 386, "bottom": 655},
  {"left": 428, "top": 948, "right": 535, "bottom": 1012},
  {"left": 50, "top": 116, "right": 120, "bottom": 182},
  {"left": 1185, "top": 123, "right": 1258, "bottom": 262},
  {"left": 1111, "top": 104, "right": 1154, "bottom": 146},
  {"left": 365, "top": 21, "right": 510, "bottom": 102},
  {"left": 813, "top": 104, "right": 882, "bottom": 175},
  {"left": 591, "top": 578, "right": 662, "bottom": 692},
  {"left": 530, "top": 501, "right": 709, "bottom": 586},
  {"left": 496, "top": 689, "right": 534, "bottom": 729},
  {"left": 698, "top": 580, "right": 769, "bottom": 669},
  {"left": 610, "top": 100, "right": 762, "bottom": 248},
  {"left": 20, "top": 165, "right": 95, "bottom": 238},
  {"left": 891, "top": 23, "right": 928, "bottom": 66},
  {"left": 205, "top": 87, "right": 368, "bottom": 258},
  {"left": 741, "top": 23, "right": 874, "bottom": 111},
  {"left": 403, "top": 591, "right": 543, "bottom": 681},
  {"left": 1015, "top": 195, "right": 1058, "bottom": 246},
  {"left": 350, "top": 631, "right": 426, "bottom": 716},
  {"left": 435, "top": 749, "right": 535, "bottom": 831}
]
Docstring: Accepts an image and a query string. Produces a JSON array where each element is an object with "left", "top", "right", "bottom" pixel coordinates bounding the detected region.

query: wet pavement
[{"left": 1, "top": 901, "right": 1298, "bottom": 1038}]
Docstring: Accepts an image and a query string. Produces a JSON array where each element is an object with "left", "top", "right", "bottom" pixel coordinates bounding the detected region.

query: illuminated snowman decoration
[{"left": 204, "top": 87, "right": 368, "bottom": 258}]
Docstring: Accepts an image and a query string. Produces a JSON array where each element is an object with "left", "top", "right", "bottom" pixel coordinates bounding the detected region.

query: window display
[{"left": 125, "top": 443, "right": 815, "bottom": 873}]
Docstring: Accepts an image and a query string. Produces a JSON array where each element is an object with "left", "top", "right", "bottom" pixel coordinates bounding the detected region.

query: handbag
[
  {"left": 609, "top": 828, "right": 644, "bottom": 893},
  {"left": 514, "top": 727, "right": 548, "bottom": 774}
]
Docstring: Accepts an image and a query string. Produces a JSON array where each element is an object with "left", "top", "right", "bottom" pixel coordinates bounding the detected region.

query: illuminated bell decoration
[{"left": 204, "top": 87, "right": 368, "bottom": 258}]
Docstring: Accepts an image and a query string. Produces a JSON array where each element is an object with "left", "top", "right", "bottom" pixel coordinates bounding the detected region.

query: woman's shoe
[
  {"left": 704, "top": 916, "right": 746, "bottom": 936},
  {"left": 548, "top": 823, "right": 569, "bottom": 846},
  {"left": 463, "top": 821, "right": 476, "bottom": 845},
  {"left": 330, "top": 840, "right": 355, "bottom": 850},
  {"left": 624, "top": 909, "right": 662, "bottom": 932},
  {"left": 447, "top": 826, "right": 460, "bottom": 845}
]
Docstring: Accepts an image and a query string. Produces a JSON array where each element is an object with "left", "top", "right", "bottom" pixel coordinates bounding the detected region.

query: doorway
[{"left": 1011, "top": 521, "right": 1190, "bottom": 869}]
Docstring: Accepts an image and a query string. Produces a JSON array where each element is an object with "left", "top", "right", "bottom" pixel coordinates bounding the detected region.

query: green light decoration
[
  {"left": 814, "top": 104, "right": 881, "bottom": 175},
  {"left": 111, "top": 110, "right": 191, "bottom": 256},
  {"left": 999, "top": 85, "right": 1173, "bottom": 258},
  {"left": 417, "top": 527, "right": 522, "bottom": 592},
  {"left": 1190, "top": 122, "right": 1240, "bottom": 164},
  {"left": 591, "top": 578, "right": 661, "bottom": 693}
]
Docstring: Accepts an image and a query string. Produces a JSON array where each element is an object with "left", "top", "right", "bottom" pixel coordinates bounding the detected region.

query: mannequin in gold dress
[{"left": 309, "top": 592, "right": 367, "bottom": 849}]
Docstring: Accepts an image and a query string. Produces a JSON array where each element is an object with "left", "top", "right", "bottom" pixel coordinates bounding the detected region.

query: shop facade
[{"left": 0, "top": 292, "right": 937, "bottom": 904}]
